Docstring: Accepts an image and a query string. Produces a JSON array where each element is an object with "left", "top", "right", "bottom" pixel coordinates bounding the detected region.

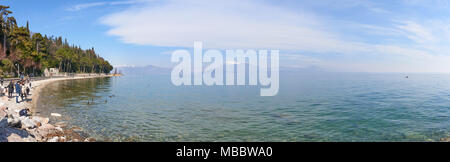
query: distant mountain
[
  {"left": 116, "top": 65, "right": 171, "bottom": 75},
  {"left": 115, "top": 65, "right": 326, "bottom": 76}
]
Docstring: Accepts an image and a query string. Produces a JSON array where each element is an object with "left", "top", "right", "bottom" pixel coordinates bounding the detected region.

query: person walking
[
  {"left": 21, "top": 82, "right": 27, "bottom": 101},
  {"left": 26, "top": 81, "right": 30, "bottom": 95},
  {"left": 8, "top": 81, "right": 14, "bottom": 98},
  {"left": 15, "top": 81, "right": 22, "bottom": 103}
]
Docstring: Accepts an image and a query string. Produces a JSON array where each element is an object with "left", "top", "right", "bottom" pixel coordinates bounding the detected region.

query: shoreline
[{"left": 1, "top": 74, "right": 113, "bottom": 142}]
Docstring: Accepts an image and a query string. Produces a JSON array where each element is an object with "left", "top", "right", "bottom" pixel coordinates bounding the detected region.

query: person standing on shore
[
  {"left": 15, "top": 81, "right": 22, "bottom": 103},
  {"left": 8, "top": 81, "right": 14, "bottom": 98},
  {"left": 21, "top": 81, "right": 27, "bottom": 101},
  {"left": 26, "top": 81, "right": 30, "bottom": 95},
  {"left": 0, "top": 76, "right": 3, "bottom": 86}
]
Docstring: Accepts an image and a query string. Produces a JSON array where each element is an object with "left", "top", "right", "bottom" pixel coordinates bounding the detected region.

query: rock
[
  {"left": 55, "top": 122, "right": 67, "bottom": 128},
  {"left": 47, "top": 136, "right": 59, "bottom": 142},
  {"left": 6, "top": 133, "right": 35, "bottom": 142},
  {"left": 51, "top": 113, "right": 62, "bottom": 117},
  {"left": 441, "top": 137, "right": 450, "bottom": 142},
  {"left": 23, "top": 137, "right": 37, "bottom": 142},
  {"left": 84, "top": 137, "right": 96, "bottom": 142},
  {"left": 7, "top": 133, "right": 25, "bottom": 142},
  {"left": 0, "top": 107, "right": 6, "bottom": 118},
  {"left": 0, "top": 118, "right": 8, "bottom": 128},
  {"left": 7, "top": 117, "right": 21, "bottom": 128},
  {"left": 31, "top": 123, "right": 64, "bottom": 141},
  {"left": 21, "top": 117, "right": 39, "bottom": 129},
  {"left": 32, "top": 116, "right": 49, "bottom": 125},
  {"left": 0, "top": 111, "right": 6, "bottom": 118},
  {"left": 55, "top": 127, "right": 63, "bottom": 132}
]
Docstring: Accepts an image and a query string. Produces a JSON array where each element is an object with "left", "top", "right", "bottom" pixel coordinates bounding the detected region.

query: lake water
[{"left": 36, "top": 72, "right": 450, "bottom": 141}]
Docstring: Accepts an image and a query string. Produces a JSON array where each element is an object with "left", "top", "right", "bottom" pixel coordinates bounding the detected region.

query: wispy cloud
[{"left": 67, "top": 0, "right": 147, "bottom": 11}]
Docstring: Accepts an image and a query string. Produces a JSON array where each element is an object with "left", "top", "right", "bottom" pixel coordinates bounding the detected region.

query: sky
[{"left": 3, "top": 0, "right": 450, "bottom": 73}]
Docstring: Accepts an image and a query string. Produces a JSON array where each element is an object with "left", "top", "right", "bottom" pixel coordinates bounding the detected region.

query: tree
[
  {"left": 0, "top": 5, "right": 13, "bottom": 57},
  {"left": 0, "top": 6, "right": 113, "bottom": 76}
]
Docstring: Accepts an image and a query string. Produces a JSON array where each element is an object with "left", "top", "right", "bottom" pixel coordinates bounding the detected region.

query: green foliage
[{"left": 0, "top": 5, "right": 113, "bottom": 76}]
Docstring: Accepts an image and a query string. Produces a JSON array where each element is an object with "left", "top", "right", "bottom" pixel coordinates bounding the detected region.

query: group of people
[{"left": 0, "top": 75, "right": 32, "bottom": 103}]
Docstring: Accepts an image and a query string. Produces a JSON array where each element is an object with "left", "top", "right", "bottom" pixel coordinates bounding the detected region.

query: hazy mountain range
[{"left": 115, "top": 65, "right": 325, "bottom": 75}]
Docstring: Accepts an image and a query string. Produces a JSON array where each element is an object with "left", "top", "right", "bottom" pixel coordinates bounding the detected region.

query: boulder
[
  {"left": 31, "top": 123, "right": 64, "bottom": 141},
  {"left": 32, "top": 116, "right": 49, "bottom": 125},
  {"left": 7, "top": 133, "right": 25, "bottom": 142},
  {"left": 47, "top": 136, "right": 59, "bottom": 142},
  {"left": 21, "top": 117, "right": 39, "bottom": 129},
  {"left": 0, "top": 107, "right": 6, "bottom": 118},
  {"left": 84, "top": 137, "right": 96, "bottom": 142},
  {"left": 7, "top": 117, "right": 21, "bottom": 128},
  {"left": 441, "top": 137, "right": 450, "bottom": 142},
  {"left": 55, "top": 122, "right": 67, "bottom": 128},
  {"left": 6, "top": 133, "right": 35, "bottom": 142},
  {"left": 23, "top": 137, "right": 37, "bottom": 142},
  {"left": 0, "top": 118, "right": 8, "bottom": 128},
  {"left": 0, "top": 111, "right": 6, "bottom": 118}
]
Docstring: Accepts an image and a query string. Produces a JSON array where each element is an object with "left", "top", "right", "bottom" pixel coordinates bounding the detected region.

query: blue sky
[{"left": 4, "top": 0, "right": 450, "bottom": 73}]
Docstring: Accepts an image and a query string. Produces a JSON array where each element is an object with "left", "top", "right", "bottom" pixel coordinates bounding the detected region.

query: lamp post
[{"left": 15, "top": 63, "right": 19, "bottom": 78}]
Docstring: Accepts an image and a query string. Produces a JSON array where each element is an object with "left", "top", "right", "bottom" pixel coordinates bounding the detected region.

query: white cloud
[
  {"left": 100, "top": 0, "right": 373, "bottom": 54},
  {"left": 99, "top": 0, "right": 450, "bottom": 72}
]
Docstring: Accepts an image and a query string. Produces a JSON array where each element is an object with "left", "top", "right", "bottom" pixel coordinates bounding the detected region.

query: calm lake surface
[{"left": 36, "top": 72, "right": 450, "bottom": 141}]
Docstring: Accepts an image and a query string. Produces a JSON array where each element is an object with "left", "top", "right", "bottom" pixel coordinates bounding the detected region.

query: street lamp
[{"left": 15, "top": 63, "right": 19, "bottom": 78}]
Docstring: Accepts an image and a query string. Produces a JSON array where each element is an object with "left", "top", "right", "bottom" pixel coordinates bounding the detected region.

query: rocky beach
[{"left": 0, "top": 75, "right": 111, "bottom": 142}]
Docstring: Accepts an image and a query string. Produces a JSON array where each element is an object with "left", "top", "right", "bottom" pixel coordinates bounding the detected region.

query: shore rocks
[
  {"left": 32, "top": 116, "right": 49, "bottom": 125},
  {"left": 7, "top": 116, "right": 21, "bottom": 128},
  {"left": 21, "top": 117, "right": 39, "bottom": 129},
  {"left": 440, "top": 137, "right": 450, "bottom": 142},
  {"left": 30, "top": 123, "right": 64, "bottom": 141},
  {"left": 47, "top": 136, "right": 66, "bottom": 142},
  {"left": 0, "top": 118, "right": 7, "bottom": 128},
  {"left": 7, "top": 133, "right": 37, "bottom": 142},
  {"left": 7, "top": 133, "right": 25, "bottom": 142},
  {"left": 0, "top": 107, "right": 6, "bottom": 118},
  {"left": 0, "top": 105, "right": 85, "bottom": 142},
  {"left": 84, "top": 137, "right": 96, "bottom": 142}
]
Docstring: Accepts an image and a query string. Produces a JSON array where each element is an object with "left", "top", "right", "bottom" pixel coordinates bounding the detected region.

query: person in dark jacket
[
  {"left": 15, "top": 81, "right": 21, "bottom": 103},
  {"left": 8, "top": 81, "right": 14, "bottom": 98}
]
